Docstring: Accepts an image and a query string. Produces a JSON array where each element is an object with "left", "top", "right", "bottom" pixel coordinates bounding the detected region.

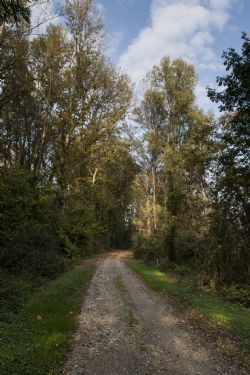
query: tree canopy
[
  {"left": 0, "top": 0, "right": 31, "bottom": 26},
  {"left": 0, "top": 1, "right": 249, "bottom": 288}
]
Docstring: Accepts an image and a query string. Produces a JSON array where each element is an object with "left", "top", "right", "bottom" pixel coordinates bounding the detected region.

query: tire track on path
[{"left": 63, "top": 252, "right": 248, "bottom": 375}]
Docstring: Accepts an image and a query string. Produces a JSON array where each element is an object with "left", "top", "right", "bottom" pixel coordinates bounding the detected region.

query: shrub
[
  {"left": 1, "top": 222, "right": 64, "bottom": 278},
  {"left": 133, "top": 233, "right": 163, "bottom": 264}
]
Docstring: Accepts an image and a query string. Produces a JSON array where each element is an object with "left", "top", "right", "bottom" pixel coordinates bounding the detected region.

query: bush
[
  {"left": 1, "top": 222, "right": 64, "bottom": 278},
  {"left": 133, "top": 233, "right": 163, "bottom": 264},
  {"left": 0, "top": 167, "right": 66, "bottom": 279}
]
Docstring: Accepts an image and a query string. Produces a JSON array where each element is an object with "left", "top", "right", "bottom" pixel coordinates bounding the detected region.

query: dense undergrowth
[{"left": 0, "top": 3, "right": 249, "bottom": 373}]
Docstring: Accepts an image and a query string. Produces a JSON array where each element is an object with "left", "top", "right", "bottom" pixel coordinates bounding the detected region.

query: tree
[
  {"left": 133, "top": 57, "right": 214, "bottom": 262},
  {"left": 133, "top": 89, "right": 167, "bottom": 235},
  {"left": 207, "top": 32, "right": 250, "bottom": 173},
  {"left": 207, "top": 32, "right": 250, "bottom": 283},
  {"left": 0, "top": 0, "right": 135, "bottom": 270},
  {"left": 0, "top": 0, "right": 31, "bottom": 28}
]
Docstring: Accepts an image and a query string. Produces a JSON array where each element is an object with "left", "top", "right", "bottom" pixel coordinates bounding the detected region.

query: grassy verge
[
  {"left": 0, "top": 258, "right": 98, "bottom": 375},
  {"left": 128, "top": 258, "right": 250, "bottom": 367}
]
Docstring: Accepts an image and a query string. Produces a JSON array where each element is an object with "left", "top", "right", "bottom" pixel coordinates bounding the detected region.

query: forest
[
  {"left": 0, "top": 0, "right": 249, "bottom": 285},
  {"left": 1, "top": 0, "right": 249, "bottom": 287},
  {"left": 0, "top": 0, "right": 249, "bottom": 373}
]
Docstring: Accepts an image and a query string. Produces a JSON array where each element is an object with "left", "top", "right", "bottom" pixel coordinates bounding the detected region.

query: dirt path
[{"left": 63, "top": 252, "right": 248, "bottom": 375}]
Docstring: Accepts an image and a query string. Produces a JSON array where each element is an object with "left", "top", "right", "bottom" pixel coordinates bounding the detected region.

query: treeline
[
  {"left": 132, "top": 34, "right": 250, "bottom": 287},
  {"left": 0, "top": 0, "right": 249, "bottom": 288},
  {"left": 0, "top": 0, "right": 136, "bottom": 279}
]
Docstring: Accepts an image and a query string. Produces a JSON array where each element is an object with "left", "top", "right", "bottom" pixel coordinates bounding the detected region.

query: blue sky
[
  {"left": 98, "top": 0, "right": 250, "bottom": 113},
  {"left": 31, "top": 0, "right": 250, "bottom": 113}
]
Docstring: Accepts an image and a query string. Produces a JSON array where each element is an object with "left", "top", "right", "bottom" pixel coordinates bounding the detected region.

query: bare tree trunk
[
  {"left": 146, "top": 194, "right": 151, "bottom": 236},
  {"left": 91, "top": 167, "right": 98, "bottom": 185},
  {"left": 152, "top": 165, "right": 157, "bottom": 232},
  {"left": 166, "top": 170, "right": 177, "bottom": 262}
]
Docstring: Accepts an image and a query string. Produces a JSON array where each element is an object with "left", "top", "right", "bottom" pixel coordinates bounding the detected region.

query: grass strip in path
[
  {"left": 128, "top": 258, "right": 250, "bottom": 367},
  {"left": 114, "top": 276, "right": 139, "bottom": 331},
  {"left": 0, "top": 257, "right": 99, "bottom": 375}
]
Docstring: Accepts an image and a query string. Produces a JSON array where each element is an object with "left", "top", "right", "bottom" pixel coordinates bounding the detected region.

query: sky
[
  {"left": 98, "top": 0, "right": 250, "bottom": 113},
  {"left": 31, "top": 0, "right": 250, "bottom": 114}
]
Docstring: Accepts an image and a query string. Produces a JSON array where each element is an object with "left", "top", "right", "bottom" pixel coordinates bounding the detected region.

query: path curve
[{"left": 63, "top": 252, "right": 247, "bottom": 375}]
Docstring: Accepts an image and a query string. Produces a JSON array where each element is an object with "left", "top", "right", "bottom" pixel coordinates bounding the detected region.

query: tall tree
[
  {"left": 0, "top": 0, "right": 135, "bottom": 268},
  {"left": 207, "top": 32, "right": 250, "bottom": 282},
  {"left": 134, "top": 57, "right": 214, "bottom": 262}
]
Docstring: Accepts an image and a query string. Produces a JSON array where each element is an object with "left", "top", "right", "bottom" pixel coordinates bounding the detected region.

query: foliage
[
  {"left": 133, "top": 233, "right": 164, "bottom": 263},
  {"left": 206, "top": 32, "right": 250, "bottom": 284},
  {"left": 0, "top": 0, "right": 135, "bottom": 277},
  {"left": 132, "top": 35, "right": 249, "bottom": 287},
  {"left": 0, "top": 0, "right": 31, "bottom": 26},
  {"left": 133, "top": 56, "right": 214, "bottom": 263},
  {"left": 0, "top": 8, "right": 249, "bottom": 373},
  {"left": 0, "top": 167, "right": 63, "bottom": 277}
]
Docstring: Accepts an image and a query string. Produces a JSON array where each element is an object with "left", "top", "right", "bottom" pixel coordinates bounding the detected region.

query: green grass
[
  {"left": 0, "top": 259, "right": 97, "bottom": 375},
  {"left": 114, "top": 276, "right": 139, "bottom": 330},
  {"left": 128, "top": 258, "right": 250, "bottom": 365},
  {"left": 114, "top": 275, "right": 128, "bottom": 295}
]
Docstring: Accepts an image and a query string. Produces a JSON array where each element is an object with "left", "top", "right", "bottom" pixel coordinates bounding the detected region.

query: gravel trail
[{"left": 63, "top": 252, "right": 248, "bottom": 375}]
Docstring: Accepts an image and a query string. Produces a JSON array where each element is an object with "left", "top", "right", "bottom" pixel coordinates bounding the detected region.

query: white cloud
[
  {"left": 106, "top": 31, "right": 124, "bottom": 58},
  {"left": 96, "top": 2, "right": 105, "bottom": 14},
  {"left": 118, "top": 0, "right": 234, "bottom": 82}
]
